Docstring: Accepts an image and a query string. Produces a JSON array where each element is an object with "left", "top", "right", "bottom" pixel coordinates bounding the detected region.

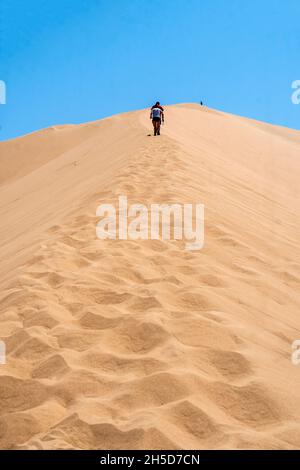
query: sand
[{"left": 0, "top": 103, "right": 300, "bottom": 449}]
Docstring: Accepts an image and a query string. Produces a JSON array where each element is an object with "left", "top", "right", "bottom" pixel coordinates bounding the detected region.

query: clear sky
[{"left": 0, "top": 0, "right": 300, "bottom": 140}]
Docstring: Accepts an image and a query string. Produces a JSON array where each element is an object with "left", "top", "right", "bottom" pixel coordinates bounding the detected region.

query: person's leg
[
  {"left": 157, "top": 120, "right": 161, "bottom": 135},
  {"left": 153, "top": 119, "right": 158, "bottom": 136}
]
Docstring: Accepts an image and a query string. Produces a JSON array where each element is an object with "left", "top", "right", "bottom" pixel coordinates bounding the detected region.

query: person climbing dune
[{"left": 150, "top": 101, "right": 164, "bottom": 136}]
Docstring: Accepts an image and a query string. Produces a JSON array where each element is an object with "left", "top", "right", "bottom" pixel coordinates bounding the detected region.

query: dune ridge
[{"left": 0, "top": 104, "right": 300, "bottom": 449}]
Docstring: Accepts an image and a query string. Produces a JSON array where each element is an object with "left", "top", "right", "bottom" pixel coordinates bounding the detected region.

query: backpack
[{"left": 152, "top": 108, "right": 161, "bottom": 118}]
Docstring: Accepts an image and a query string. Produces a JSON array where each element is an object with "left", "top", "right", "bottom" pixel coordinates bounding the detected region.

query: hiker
[{"left": 150, "top": 101, "right": 164, "bottom": 136}]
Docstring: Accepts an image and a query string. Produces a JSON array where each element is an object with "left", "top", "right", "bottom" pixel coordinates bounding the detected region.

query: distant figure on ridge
[{"left": 150, "top": 101, "right": 164, "bottom": 136}]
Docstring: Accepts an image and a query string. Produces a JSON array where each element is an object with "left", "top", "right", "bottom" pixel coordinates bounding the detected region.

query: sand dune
[{"left": 0, "top": 104, "right": 300, "bottom": 449}]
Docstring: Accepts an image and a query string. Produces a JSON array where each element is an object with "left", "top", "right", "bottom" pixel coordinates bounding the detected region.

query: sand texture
[{"left": 0, "top": 104, "right": 300, "bottom": 449}]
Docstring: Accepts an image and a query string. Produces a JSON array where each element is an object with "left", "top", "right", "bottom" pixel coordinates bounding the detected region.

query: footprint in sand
[
  {"left": 108, "top": 320, "right": 170, "bottom": 354},
  {"left": 164, "top": 400, "right": 224, "bottom": 443},
  {"left": 206, "top": 349, "right": 252, "bottom": 380},
  {"left": 209, "top": 381, "right": 282, "bottom": 427},
  {"left": 0, "top": 376, "right": 49, "bottom": 413},
  {"left": 32, "top": 354, "right": 70, "bottom": 379}
]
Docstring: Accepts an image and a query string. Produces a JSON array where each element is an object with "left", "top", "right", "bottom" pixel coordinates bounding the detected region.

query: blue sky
[{"left": 0, "top": 0, "right": 300, "bottom": 140}]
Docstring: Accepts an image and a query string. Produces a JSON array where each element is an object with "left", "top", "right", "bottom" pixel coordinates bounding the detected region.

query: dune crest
[{"left": 0, "top": 104, "right": 300, "bottom": 449}]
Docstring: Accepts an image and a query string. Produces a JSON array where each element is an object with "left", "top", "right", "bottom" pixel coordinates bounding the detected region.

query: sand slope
[{"left": 0, "top": 104, "right": 300, "bottom": 449}]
